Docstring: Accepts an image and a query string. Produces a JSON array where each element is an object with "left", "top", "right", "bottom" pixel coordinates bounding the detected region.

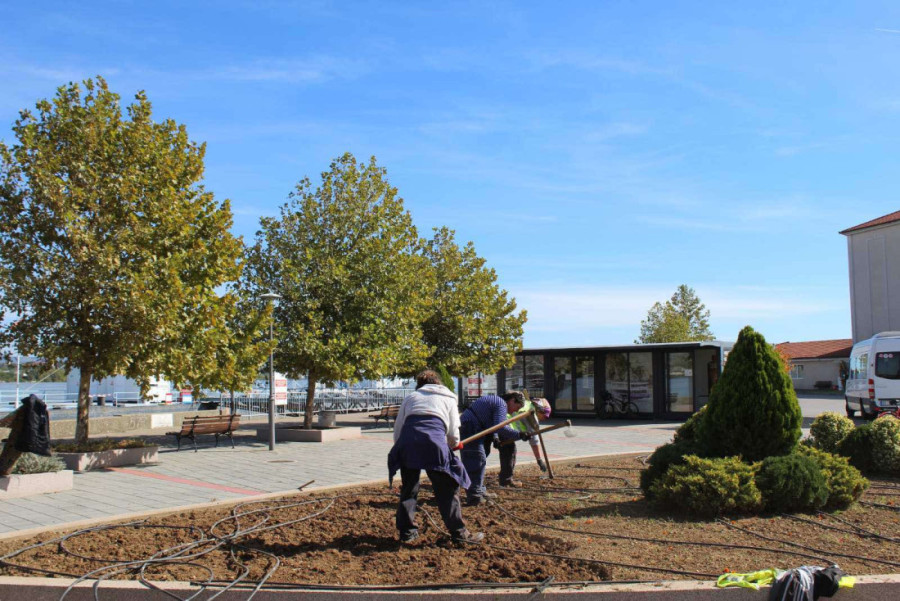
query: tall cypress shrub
[{"left": 697, "top": 326, "right": 801, "bottom": 461}]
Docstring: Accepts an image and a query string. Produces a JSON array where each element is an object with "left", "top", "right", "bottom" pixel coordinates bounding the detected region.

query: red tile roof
[
  {"left": 775, "top": 339, "right": 853, "bottom": 360},
  {"left": 840, "top": 210, "right": 900, "bottom": 235}
]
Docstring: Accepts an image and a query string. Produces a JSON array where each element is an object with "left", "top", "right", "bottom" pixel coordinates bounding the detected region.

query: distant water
[{"left": 0, "top": 382, "right": 67, "bottom": 398}]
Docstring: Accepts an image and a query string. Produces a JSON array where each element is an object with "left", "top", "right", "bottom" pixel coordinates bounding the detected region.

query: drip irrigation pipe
[{"left": 716, "top": 518, "right": 900, "bottom": 569}]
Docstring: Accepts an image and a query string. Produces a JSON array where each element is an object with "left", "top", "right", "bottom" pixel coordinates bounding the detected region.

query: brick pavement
[{"left": 0, "top": 416, "right": 681, "bottom": 535}]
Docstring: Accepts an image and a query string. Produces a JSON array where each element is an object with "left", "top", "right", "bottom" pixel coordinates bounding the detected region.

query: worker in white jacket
[{"left": 387, "top": 370, "right": 482, "bottom": 545}]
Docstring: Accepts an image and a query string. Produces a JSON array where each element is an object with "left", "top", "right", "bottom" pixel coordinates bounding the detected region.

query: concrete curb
[{"left": 1, "top": 575, "right": 899, "bottom": 600}]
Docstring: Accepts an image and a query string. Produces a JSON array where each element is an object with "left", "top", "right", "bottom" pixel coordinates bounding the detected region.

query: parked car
[{"left": 846, "top": 331, "right": 900, "bottom": 418}]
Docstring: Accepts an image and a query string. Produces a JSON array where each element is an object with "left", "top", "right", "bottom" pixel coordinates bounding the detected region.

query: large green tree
[
  {"left": 636, "top": 284, "right": 713, "bottom": 343},
  {"left": 243, "top": 153, "right": 431, "bottom": 428},
  {"left": 0, "top": 77, "right": 243, "bottom": 444},
  {"left": 186, "top": 292, "right": 274, "bottom": 399},
  {"left": 421, "top": 227, "right": 525, "bottom": 375}
]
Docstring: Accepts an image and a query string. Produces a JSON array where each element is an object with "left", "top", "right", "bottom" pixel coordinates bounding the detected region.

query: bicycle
[{"left": 595, "top": 390, "right": 639, "bottom": 419}]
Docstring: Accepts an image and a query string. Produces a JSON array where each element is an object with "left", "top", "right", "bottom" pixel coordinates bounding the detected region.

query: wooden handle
[
  {"left": 459, "top": 411, "right": 534, "bottom": 447},
  {"left": 499, "top": 420, "right": 571, "bottom": 446}
]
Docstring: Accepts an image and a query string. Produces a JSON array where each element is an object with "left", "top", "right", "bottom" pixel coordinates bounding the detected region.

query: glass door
[{"left": 666, "top": 352, "right": 694, "bottom": 413}]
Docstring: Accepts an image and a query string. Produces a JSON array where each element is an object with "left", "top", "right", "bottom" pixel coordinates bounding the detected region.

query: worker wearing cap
[
  {"left": 497, "top": 394, "right": 552, "bottom": 487},
  {"left": 387, "top": 370, "right": 483, "bottom": 545},
  {"left": 459, "top": 393, "right": 529, "bottom": 506}
]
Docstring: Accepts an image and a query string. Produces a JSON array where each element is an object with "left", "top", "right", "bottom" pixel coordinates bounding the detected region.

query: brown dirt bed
[{"left": 1, "top": 453, "right": 900, "bottom": 587}]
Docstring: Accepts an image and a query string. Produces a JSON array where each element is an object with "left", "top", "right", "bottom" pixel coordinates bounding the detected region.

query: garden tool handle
[
  {"left": 498, "top": 420, "right": 572, "bottom": 447},
  {"left": 458, "top": 411, "right": 534, "bottom": 448}
]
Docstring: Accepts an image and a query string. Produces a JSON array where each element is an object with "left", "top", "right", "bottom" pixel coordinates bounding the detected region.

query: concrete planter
[
  {"left": 255, "top": 426, "right": 361, "bottom": 443},
  {"left": 0, "top": 470, "right": 73, "bottom": 499},
  {"left": 56, "top": 446, "right": 159, "bottom": 472}
]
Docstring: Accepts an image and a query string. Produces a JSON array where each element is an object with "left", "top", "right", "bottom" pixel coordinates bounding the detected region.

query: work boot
[
  {"left": 500, "top": 479, "right": 523, "bottom": 488},
  {"left": 399, "top": 530, "right": 420, "bottom": 544},
  {"left": 452, "top": 529, "right": 485, "bottom": 544},
  {"left": 465, "top": 496, "right": 483, "bottom": 507}
]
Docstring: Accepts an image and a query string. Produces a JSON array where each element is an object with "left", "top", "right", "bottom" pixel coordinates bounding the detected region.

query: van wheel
[
  {"left": 861, "top": 402, "right": 876, "bottom": 420},
  {"left": 845, "top": 401, "right": 856, "bottom": 418}
]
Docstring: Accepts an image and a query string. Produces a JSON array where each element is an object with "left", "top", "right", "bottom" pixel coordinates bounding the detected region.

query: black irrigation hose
[
  {"left": 860, "top": 500, "right": 900, "bottom": 512},
  {"left": 716, "top": 519, "right": 900, "bottom": 569},
  {"left": 488, "top": 495, "right": 835, "bottom": 568},
  {"left": 417, "top": 490, "right": 718, "bottom": 580},
  {"left": 784, "top": 512, "right": 900, "bottom": 544}
]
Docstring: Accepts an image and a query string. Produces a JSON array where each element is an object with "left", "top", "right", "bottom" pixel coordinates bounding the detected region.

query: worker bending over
[
  {"left": 388, "top": 370, "right": 484, "bottom": 545},
  {"left": 459, "top": 393, "right": 529, "bottom": 506},
  {"left": 498, "top": 394, "right": 551, "bottom": 487}
]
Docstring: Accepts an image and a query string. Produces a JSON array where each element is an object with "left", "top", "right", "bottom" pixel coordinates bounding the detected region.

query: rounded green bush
[
  {"left": 755, "top": 453, "right": 828, "bottom": 512},
  {"left": 809, "top": 411, "right": 855, "bottom": 453},
  {"left": 11, "top": 453, "right": 66, "bottom": 475},
  {"left": 640, "top": 440, "right": 695, "bottom": 499},
  {"left": 837, "top": 424, "right": 877, "bottom": 474},
  {"left": 870, "top": 415, "right": 900, "bottom": 475},
  {"left": 649, "top": 455, "right": 762, "bottom": 517},
  {"left": 797, "top": 445, "right": 868, "bottom": 509},
  {"left": 674, "top": 405, "right": 707, "bottom": 445}
]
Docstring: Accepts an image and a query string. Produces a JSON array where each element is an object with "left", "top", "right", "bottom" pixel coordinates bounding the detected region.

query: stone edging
[{"left": 1, "top": 574, "right": 899, "bottom": 600}]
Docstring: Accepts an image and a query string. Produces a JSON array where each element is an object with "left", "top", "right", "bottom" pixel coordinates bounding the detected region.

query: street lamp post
[{"left": 261, "top": 293, "right": 282, "bottom": 451}]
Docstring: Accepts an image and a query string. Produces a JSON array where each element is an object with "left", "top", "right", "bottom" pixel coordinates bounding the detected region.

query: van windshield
[{"left": 876, "top": 352, "right": 900, "bottom": 380}]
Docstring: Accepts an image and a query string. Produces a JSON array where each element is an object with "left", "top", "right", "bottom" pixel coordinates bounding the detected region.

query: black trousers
[
  {"left": 396, "top": 468, "right": 466, "bottom": 538},
  {"left": 498, "top": 442, "right": 517, "bottom": 485}
]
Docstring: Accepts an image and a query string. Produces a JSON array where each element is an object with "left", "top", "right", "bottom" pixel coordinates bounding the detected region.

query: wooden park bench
[
  {"left": 168, "top": 414, "right": 241, "bottom": 451},
  {"left": 369, "top": 405, "right": 400, "bottom": 428}
]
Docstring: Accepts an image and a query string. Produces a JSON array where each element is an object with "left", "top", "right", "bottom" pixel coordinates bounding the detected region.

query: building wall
[
  {"left": 790, "top": 358, "right": 844, "bottom": 390},
  {"left": 847, "top": 221, "right": 900, "bottom": 342}
]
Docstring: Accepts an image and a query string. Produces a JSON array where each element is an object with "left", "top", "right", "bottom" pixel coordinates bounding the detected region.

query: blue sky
[{"left": 2, "top": 1, "right": 900, "bottom": 348}]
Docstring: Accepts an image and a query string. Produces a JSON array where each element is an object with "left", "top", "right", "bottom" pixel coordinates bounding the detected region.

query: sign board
[
  {"left": 467, "top": 376, "right": 483, "bottom": 396},
  {"left": 180, "top": 388, "right": 193, "bottom": 404},
  {"left": 274, "top": 374, "right": 288, "bottom": 406}
]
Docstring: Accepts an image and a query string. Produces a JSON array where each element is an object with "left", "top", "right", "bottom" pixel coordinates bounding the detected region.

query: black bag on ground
[{"left": 14, "top": 394, "right": 51, "bottom": 456}]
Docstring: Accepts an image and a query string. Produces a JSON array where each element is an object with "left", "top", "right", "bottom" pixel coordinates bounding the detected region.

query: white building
[
  {"left": 842, "top": 210, "right": 900, "bottom": 343},
  {"left": 65, "top": 370, "right": 172, "bottom": 403}
]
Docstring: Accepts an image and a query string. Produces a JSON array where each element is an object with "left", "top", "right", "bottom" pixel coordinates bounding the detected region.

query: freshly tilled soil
[{"left": 1, "top": 453, "right": 900, "bottom": 587}]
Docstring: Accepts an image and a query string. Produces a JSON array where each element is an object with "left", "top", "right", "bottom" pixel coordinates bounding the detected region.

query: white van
[{"left": 845, "top": 332, "right": 900, "bottom": 418}]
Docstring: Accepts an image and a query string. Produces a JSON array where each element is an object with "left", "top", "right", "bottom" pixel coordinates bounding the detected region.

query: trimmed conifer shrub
[
  {"left": 837, "top": 424, "right": 877, "bottom": 474},
  {"left": 649, "top": 455, "right": 762, "bottom": 516},
  {"left": 755, "top": 453, "right": 828, "bottom": 512},
  {"left": 696, "top": 326, "right": 802, "bottom": 462},
  {"left": 809, "top": 412, "right": 855, "bottom": 453},
  {"left": 797, "top": 445, "right": 868, "bottom": 509}
]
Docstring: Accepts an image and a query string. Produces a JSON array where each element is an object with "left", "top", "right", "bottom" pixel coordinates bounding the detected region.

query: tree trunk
[
  {"left": 75, "top": 367, "right": 92, "bottom": 445},
  {"left": 0, "top": 409, "right": 25, "bottom": 476},
  {"left": 304, "top": 376, "right": 317, "bottom": 429}
]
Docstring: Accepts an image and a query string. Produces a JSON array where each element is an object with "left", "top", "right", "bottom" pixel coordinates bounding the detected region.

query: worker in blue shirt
[{"left": 459, "top": 393, "right": 528, "bottom": 506}]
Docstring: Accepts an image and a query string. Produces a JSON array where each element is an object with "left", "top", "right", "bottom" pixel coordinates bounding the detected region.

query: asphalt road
[{"left": 796, "top": 392, "right": 846, "bottom": 419}]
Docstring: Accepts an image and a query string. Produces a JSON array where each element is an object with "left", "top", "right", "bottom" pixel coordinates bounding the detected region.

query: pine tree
[
  {"left": 697, "top": 326, "right": 802, "bottom": 461},
  {"left": 637, "top": 285, "right": 713, "bottom": 343}
]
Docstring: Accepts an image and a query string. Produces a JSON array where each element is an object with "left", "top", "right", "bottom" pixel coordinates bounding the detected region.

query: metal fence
[
  {"left": 0, "top": 390, "right": 142, "bottom": 411},
  {"left": 215, "top": 388, "right": 413, "bottom": 417},
  {"left": 0, "top": 387, "right": 417, "bottom": 418}
]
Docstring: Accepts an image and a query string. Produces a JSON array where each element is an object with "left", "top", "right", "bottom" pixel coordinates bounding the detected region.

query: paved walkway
[{"left": 0, "top": 416, "right": 681, "bottom": 535}]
